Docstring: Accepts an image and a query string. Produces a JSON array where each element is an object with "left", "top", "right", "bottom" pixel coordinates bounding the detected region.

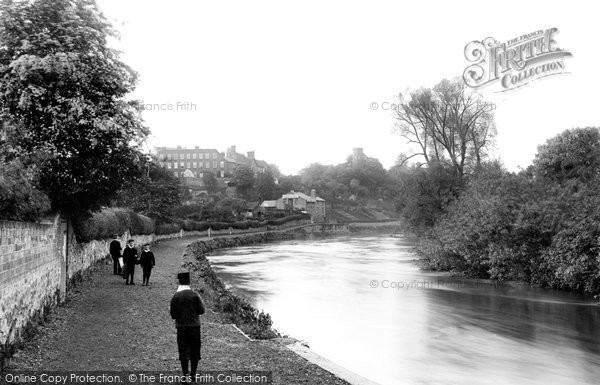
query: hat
[{"left": 177, "top": 272, "right": 190, "bottom": 284}]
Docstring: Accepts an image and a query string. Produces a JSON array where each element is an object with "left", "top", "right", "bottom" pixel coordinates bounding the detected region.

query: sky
[{"left": 97, "top": 0, "right": 600, "bottom": 175}]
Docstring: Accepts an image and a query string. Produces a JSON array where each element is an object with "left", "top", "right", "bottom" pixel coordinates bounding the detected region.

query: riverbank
[
  {"left": 181, "top": 222, "right": 407, "bottom": 339},
  {"left": 179, "top": 223, "right": 404, "bottom": 338},
  {"left": 182, "top": 231, "right": 307, "bottom": 339},
  {"left": 182, "top": 228, "right": 389, "bottom": 385}
]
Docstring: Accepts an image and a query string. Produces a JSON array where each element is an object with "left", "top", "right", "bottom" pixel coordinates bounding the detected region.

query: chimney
[
  {"left": 227, "top": 145, "right": 236, "bottom": 158},
  {"left": 247, "top": 151, "right": 255, "bottom": 159},
  {"left": 311, "top": 189, "right": 316, "bottom": 198}
]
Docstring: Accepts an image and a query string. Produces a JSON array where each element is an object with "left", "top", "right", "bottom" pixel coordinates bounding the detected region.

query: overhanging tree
[
  {"left": 0, "top": 0, "right": 148, "bottom": 218},
  {"left": 393, "top": 78, "right": 496, "bottom": 177}
]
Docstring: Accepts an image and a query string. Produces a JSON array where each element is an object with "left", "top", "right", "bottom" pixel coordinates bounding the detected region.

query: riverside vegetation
[{"left": 399, "top": 127, "right": 600, "bottom": 297}]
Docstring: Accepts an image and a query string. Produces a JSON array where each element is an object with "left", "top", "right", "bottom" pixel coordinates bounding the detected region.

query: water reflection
[{"left": 207, "top": 235, "right": 600, "bottom": 385}]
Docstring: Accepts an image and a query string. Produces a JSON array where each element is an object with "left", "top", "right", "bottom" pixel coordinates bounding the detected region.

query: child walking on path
[{"left": 140, "top": 244, "right": 156, "bottom": 286}]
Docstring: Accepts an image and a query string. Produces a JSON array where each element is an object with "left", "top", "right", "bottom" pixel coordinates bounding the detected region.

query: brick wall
[
  {"left": 0, "top": 215, "right": 65, "bottom": 357},
  {"left": 0, "top": 217, "right": 188, "bottom": 364}
]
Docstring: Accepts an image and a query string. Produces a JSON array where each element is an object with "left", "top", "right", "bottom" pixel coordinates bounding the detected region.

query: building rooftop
[{"left": 281, "top": 191, "right": 325, "bottom": 202}]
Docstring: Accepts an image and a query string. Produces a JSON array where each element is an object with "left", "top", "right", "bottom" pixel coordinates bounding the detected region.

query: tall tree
[
  {"left": 0, "top": 0, "right": 148, "bottom": 218},
  {"left": 255, "top": 171, "right": 277, "bottom": 200},
  {"left": 532, "top": 127, "right": 600, "bottom": 183},
  {"left": 393, "top": 78, "right": 496, "bottom": 177},
  {"left": 231, "top": 164, "right": 255, "bottom": 199},
  {"left": 114, "top": 159, "right": 181, "bottom": 221},
  {"left": 203, "top": 171, "right": 219, "bottom": 194}
]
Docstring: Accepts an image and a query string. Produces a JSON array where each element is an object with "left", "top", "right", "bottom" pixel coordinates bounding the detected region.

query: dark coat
[
  {"left": 109, "top": 240, "right": 122, "bottom": 257},
  {"left": 140, "top": 251, "right": 155, "bottom": 269},
  {"left": 122, "top": 246, "right": 138, "bottom": 266},
  {"left": 170, "top": 289, "right": 205, "bottom": 328}
]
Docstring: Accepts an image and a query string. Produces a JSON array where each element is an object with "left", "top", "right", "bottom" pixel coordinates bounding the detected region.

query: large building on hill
[
  {"left": 154, "top": 145, "right": 269, "bottom": 179},
  {"left": 224, "top": 145, "right": 269, "bottom": 174}
]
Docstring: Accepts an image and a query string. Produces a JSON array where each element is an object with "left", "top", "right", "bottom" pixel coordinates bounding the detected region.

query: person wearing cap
[
  {"left": 140, "top": 244, "right": 155, "bottom": 286},
  {"left": 170, "top": 272, "right": 205, "bottom": 382},
  {"left": 122, "top": 239, "right": 139, "bottom": 285},
  {"left": 109, "top": 234, "right": 122, "bottom": 275}
]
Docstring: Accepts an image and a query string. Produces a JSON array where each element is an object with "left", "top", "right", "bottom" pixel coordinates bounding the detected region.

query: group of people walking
[
  {"left": 109, "top": 235, "right": 155, "bottom": 285},
  {"left": 109, "top": 234, "right": 206, "bottom": 383}
]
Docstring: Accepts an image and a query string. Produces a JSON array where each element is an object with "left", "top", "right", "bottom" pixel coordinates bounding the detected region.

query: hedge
[
  {"left": 74, "top": 208, "right": 156, "bottom": 242},
  {"left": 169, "top": 215, "right": 308, "bottom": 233},
  {"left": 74, "top": 210, "right": 310, "bottom": 242}
]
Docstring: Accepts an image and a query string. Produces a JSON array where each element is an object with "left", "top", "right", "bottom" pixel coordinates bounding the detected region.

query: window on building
[
  {"left": 205, "top": 153, "right": 209, "bottom": 159},
  {"left": 199, "top": 172, "right": 204, "bottom": 178},
  {"left": 167, "top": 163, "right": 172, "bottom": 169},
  {"left": 174, "top": 172, "right": 178, "bottom": 177},
  {"left": 212, "top": 153, "right": 217, "bottom": 159},
  {"left": 167, "top": 154, "right": 172, "bottom": 160},
  {"left": 180, "top": 162, "right": 185, "bottom": 168},
  {"left": 198, "top": 162, "right": 203, "bottom": 169},
  {"left": 193, "top": 153, "right": 197, "bottom": 159},
  {"left": 187, "top": 153, "right": 191, "bottom": 159},
  {"left": 220, "top": 161, "right": 224, "bottom": 168},
  {"left": 199, "top": 153, "right": 204, "bottom": 159},
  {"left": 193, "top": 162, "right": 197, "bottom": 168},
  {"left": 213, "top": 161, "right": 217, "bottom": 168},
  {"left": 186, "top": 162, "right": 191, "bottom": 168}
]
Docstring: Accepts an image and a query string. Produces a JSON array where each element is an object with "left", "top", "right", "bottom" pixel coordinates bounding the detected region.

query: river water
[{"left": 206, "top": 235, "right": 600, "bottom": 385}]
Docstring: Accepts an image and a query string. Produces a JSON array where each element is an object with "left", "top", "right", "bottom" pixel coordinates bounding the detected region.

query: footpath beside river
[{"left": 4, "top": 235, "right": 354, "bottom": 385}]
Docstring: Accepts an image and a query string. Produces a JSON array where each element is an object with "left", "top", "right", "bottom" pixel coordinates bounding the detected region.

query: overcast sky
[{"left": 97, "top": 0, "right": 600, "bottom": 175}]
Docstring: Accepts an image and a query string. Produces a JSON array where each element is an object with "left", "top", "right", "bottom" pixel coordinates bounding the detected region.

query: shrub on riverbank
[{"left": 417, "top": 128, "right": 600, "bottom": 296}]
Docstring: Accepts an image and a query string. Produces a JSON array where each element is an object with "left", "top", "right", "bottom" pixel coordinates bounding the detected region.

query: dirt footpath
[{"left": 6, "top": 237, "right": 350, "bottom": 385}]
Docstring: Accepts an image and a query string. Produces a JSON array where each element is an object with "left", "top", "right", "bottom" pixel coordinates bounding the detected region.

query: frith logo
[{"left": 463, "top": 28, "right": 572, "bottom": 92}]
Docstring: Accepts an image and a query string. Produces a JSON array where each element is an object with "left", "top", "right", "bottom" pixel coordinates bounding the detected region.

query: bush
[
  {"left": 0, "top": 159, "right": 51, "bottom": 221},
  {"left": 128, "top": 210, "right": 154, "bottom": 235},
  {"left": 156, "top": 222, "right": 181, "bottom": 235},
  {"left": 74, "top": 208, "right": 155, "bottom": 242},
  {"left": 193, "top": 221, "right": 210, "bottom": 231}
]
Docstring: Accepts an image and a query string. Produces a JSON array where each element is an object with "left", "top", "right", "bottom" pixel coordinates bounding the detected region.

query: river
[{"left": 206, "top": 235, "right": 600, "bottom": 385}]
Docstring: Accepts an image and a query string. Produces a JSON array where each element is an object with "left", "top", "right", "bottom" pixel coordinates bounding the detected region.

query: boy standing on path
[
  {"left": 140, "top": 244, "right": 155, "bottom": 286},
  {"left": 109, "top": 234, "right": 122, "bottom": 275},
  {"left": 122, "top": 239, "right": 139, "bottom": 285},
  {"left": 170, "top": 272, "right": 205, "bottom": 383}
]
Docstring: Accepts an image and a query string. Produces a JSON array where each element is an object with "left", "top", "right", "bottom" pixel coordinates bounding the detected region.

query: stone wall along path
[{"left": 6, "top": 236, "right": 351, "bottom": 385}]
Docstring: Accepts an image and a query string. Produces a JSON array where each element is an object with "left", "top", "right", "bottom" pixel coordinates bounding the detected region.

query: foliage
[
  {"left": 73, "top": 207, "right": 155, "bottom": 242},
  {"left": 231, "top": 164, "right": 255, "bottom": 198},
  {"left": 416, "top": 128, "right": 600, "bottom": 295},
  {"left": 212, "top": 197, "right": 248, "bottom": 222},
  {"left": 202, "top": 171, "right": 219, "bottom": 194},
  {"left": 393, "top": 78, "right": 496, "bottom": 177},
  {"left": 0, "top": 156, "right": 50, "bottom": 221},
  {"left": 255, "top": 171, "right": 277, "bottom": 200},
  {"left": 392, "top": 162, "right": 462, "bottom": 229},
  {"left": 115, "top": 158, "right": 181, "bottom": 221},
  {"left": 532, "top": 127, "right": 600, "bottom": 183},
  {"left": 0, "top": 0, "right": 147, "bottom": 218}
]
